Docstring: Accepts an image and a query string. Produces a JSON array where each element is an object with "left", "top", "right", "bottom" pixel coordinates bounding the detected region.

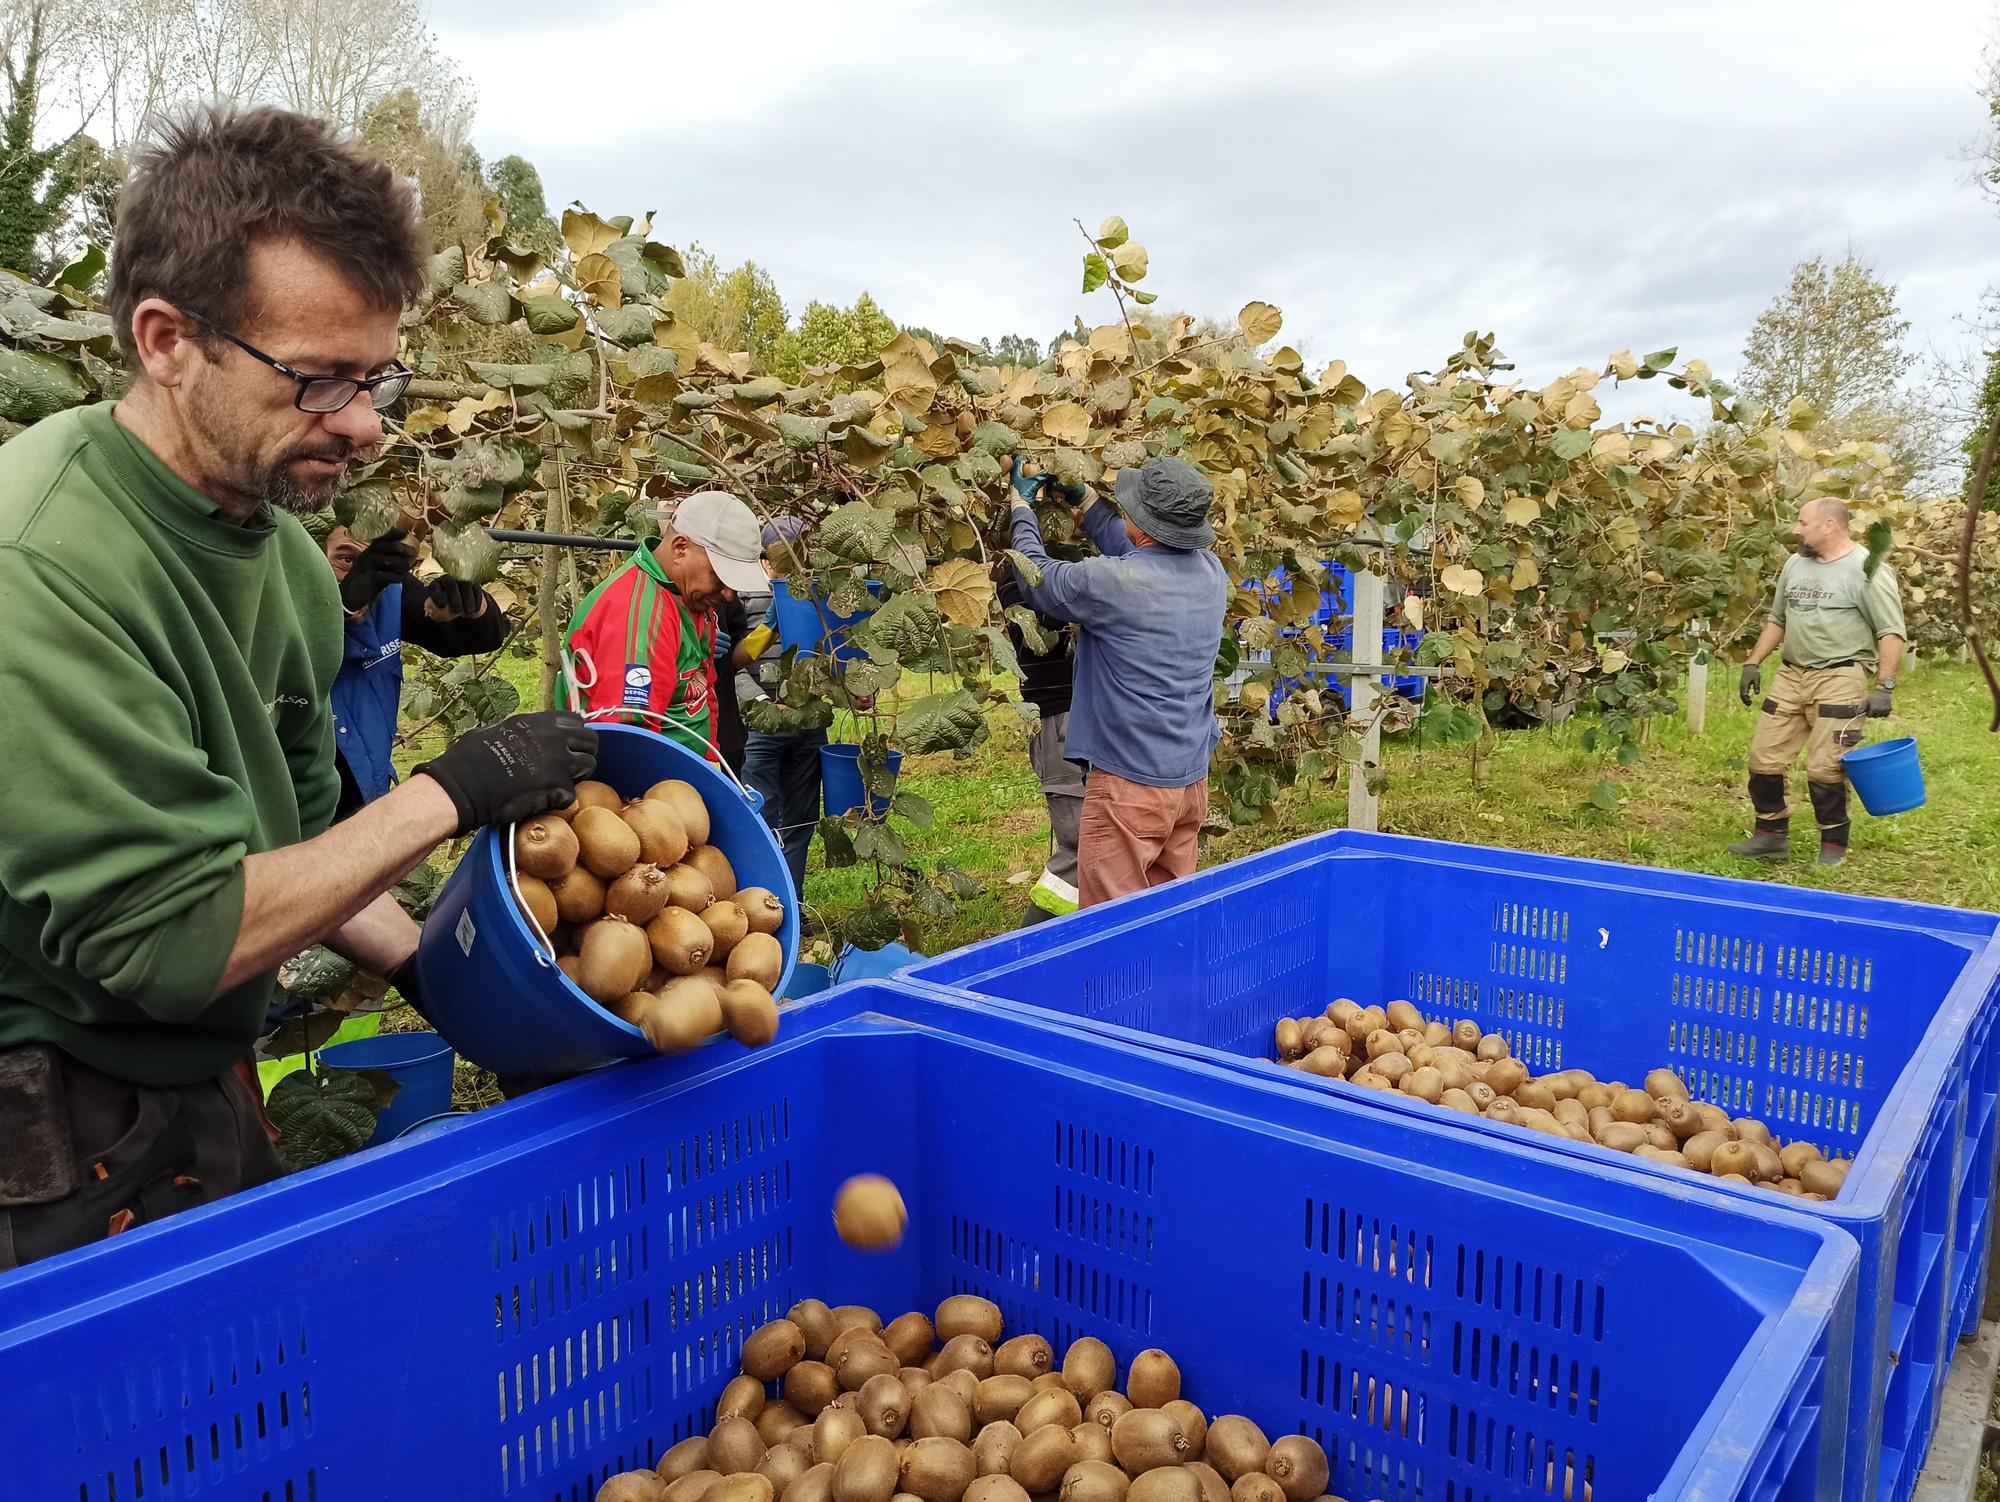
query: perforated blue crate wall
[
  {"left": 0, "top": 986, "right": 1855, "bottom": 1502},
  {"left": 903, "top": 830, "right": 2000, "bottom": 1502}
]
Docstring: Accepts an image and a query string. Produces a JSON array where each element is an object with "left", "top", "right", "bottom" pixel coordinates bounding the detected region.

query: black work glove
[
  {"left": 413, "top": 712, "right": 598, "bottom": 835},
  {"left": 422, "top": 575, "right": 488, "bottom": 620},
  {"left": 1866, "top": 685, "right": 1893, "bottom": 718},
  {"left": 1738, "top": 662, "right": 1762, "bottom": 706},
  {"left": 340, "top": 530, "right": 417, "bottom": 613}
]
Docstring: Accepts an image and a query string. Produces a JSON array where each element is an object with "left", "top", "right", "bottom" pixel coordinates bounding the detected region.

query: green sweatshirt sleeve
[{"left": 0, "top": 545, "right": 249, "bottom": 1021}]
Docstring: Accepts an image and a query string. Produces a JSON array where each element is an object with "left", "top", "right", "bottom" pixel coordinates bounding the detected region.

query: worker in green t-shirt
[
  {"left": 0, "top": 107, "right": 596, "bottom": 1270},
  {"left": 1728, "top": 497, "right": 1906, "bottom": 867}
]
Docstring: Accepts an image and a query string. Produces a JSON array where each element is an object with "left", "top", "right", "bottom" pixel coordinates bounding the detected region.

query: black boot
[
  {"left": 1730, "top": 773, "right": 1791, "bottom": 859},
  {"left": 1809, "top": 780, "right": 1850, "bottom": 866}
]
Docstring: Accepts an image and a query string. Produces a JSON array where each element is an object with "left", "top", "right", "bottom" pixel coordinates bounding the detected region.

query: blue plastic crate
[
  {"left": 0, "top": 982, "right": 1856, "bottom": 1502},
  {"left": 903, "top": 831, "right": 2000, "bottom": 1502}
]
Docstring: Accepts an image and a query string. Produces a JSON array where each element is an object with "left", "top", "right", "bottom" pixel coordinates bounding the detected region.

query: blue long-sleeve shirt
[{"left": 1008, "top": 499, "right": 1227, "bottom": 788}]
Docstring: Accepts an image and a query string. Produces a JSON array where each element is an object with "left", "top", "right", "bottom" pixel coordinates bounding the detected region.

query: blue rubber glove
[
  {"left": 713, "top": 628, "right": 733, "bottom": 661},
  {"left": 1009, "top": 461, "right": 1048, "bottom": 505}
]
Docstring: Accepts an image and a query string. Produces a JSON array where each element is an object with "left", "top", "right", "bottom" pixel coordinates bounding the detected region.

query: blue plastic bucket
[
  {"left": 821, "top": 743, "right": 903, "bottom": 818},
  {"left": 318, "top": 1031, "right": 455, "bottom": 1146},
  {"left": 832, "top": 941, "right": 922, "bottom": 984},
  {"left": 1844, "top": 736, "right": 1926, "bottom": 816},
  {"left": 784, "top": 962, "right": 832, "bottom": 1000},
  {"left": 772, "top": 581, "right": 881, "bottom": 660},
  {"left": 413, "top": 723, "right": 799, "bottom": 1077}
]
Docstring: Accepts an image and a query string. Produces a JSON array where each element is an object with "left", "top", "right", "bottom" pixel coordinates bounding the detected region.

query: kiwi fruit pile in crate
[
  {"left": 1274, "top": 998, "right": 1850, "bottom": 1199},
  {"left": 596, "top": 1296, "right": 1365, "bottom": 1502},
  {"left": 508, "top": 777, "right": 787, "bottom": 1055}
]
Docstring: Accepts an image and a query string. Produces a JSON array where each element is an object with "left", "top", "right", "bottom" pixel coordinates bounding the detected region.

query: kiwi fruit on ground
[
  {"left": 597, "top": 1471, "right": 669, "bottom": 1502},
  {"left": 709, "top": 1415, "right": 768, "bottom": 1475},
  {"left": 1265, "top": 1437, "right": 1328, "bottom": 1502},
  {"left": 816, "top": 1407, "right": 869, "bottom": 1465},
  {"left": 858, "top": 1372, "right": 910, "bottom": 1438},
  {"left": 738, "top": 886, "right": 787, "bottom": 935},
  {"left": 835, "top": 1175, "right": 908, "bottom": 1251},
  {"left": 993, "top": 1334, "right": 1053, "bottom": 1380},
  {"left": 1129, "top": 1470, "right": 1202, "bottom": 1502},
  {"left": 1227, "top": 1476, "right": 1284, "bottom": 1502},
  {"left": 1203, "top": 1418, "right": 1268, "bottom": 1483},
  {"left": 515, "top": 872, "right": 560, "bottom": 935},
  {"left": 515, "top": 814, "right": 580, "bottom": 880},
  {"left": 639, "top": 976, "right": 725, "bottom": 1052},
  {"left": 573, "top": 804, "right": 642, "bottom": 879},
  {"left": 576, "top": 917, "right": 652, "bottom": 1003},
  {"left": 551, "top": 865, "right": 609, "bottom": 924},
  {"left": 1014, "top": 1387, "right": 1082, "bottom": 1435},
  {"left": 833, "top": 1435, "right": 900, "bottom": 1502},
  {"left": 909, "top": 1384, "right": 971, "bottom": 1442},
  {"left": 646, "top": 779, "right": 713, "bottom": 845},
  {"left": 965, "top": 1478, "right": 1032, "bottom": 1502},
  {"left": 900, "top": 1437, "right": 976, "bottom": 1502},
  {"left": 728, "top": 931, "right": 785, "bottom": 989},
  {"left": 881, "top": 1312, "right": 935, "bottom": 1367},
  {"left": 757, "top": 1445, "right": 811, "bottom": 1496},
  {"left": 1110, "top": 1409, "right": 1188, "bottom": 1472},
  {"left": 703, "top": 900, "right": 751, "bottom": 957},
  {"left": 1008, "top": 1424, "right": 1079, "bottom": 1492},
  {"left": 790, "top": 1466, "right": 837, "bottom": 1502},
  {"left": 648, "top": 905, "right": 716, "bottom": 975},
  {"left": 974, "top": 1419, "right": 1022, "bottom": 1476},
  {"left": 792, "top": 1303, "right": 839, "bottom": 1361},
  {"left": 976, "top": 1375, "right": 1035, "bottom": 1425},
  {"left": 665, "top": 1471, "right": 721, "bottom": 1502},
  {"left": 722, "top": 978, "right": 781, "bottom": 1047},
  {"left": 1184, "top": 1463, "right": 1230, "bottom": 1502},
  {"left": 659, "top": 1438, "right": 712, "bottom": 1482},
  {"left": 606, "top": 863, "right": 672, "bottom": 924},
  {"left": 1124, "top": 1350, "right": 1180, "bottom": 1408},
  {"left": 623, "top": 798, "right": 691, "bottom": 868},
  {"left": 687, "top": 843, "right": 740, "bottom": 901},
  {"left": 937, "top": 1294, "right": 1004, "bottom": 1343},
  {"left": 839, "top": 1340, "right": 903, "bottom": 1393},
  {"left": 743, "top": 1318, "right": 808, "bottom": 1380},
  {"left": 719, "top": 1374, "right": 768, "bottom": 1422}
]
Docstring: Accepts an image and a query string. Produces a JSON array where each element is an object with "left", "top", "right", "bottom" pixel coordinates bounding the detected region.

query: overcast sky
[{"left": 433, "top": 0, "right": 1997, "bottom": 423}]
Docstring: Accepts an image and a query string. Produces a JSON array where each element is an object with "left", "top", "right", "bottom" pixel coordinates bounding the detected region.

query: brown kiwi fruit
[
  {"left": 937, "top": 1295, "right": 1004, "bottom": 1343},
  {"left": 1203, "top": 1418, "right": 1268, "bottom": 1483},
  {"left": 789, "top": 1361, "right": 842, "bottom": 1416},
  {"left": 606, "top": 863, "right": 672, "bottom": 924},
  {"left": 666, "top": 1471, "right": 721, "bottom": 1502},
  {"left": 1125, "top": 1350, "right": 1180, "bottom": 1408},
  {"left": 1185, "top": 1463, "right": 1230, "bottom": 1502},
  {"left": 994, "top": 1335, "right": 1053, "bottom": 1380},
  {"left": 1273, "top": 1018, "right": 1304, "bottom": 1060},
  {"left": 574, "top": 805, "right": 642, "bottom": 879},
  {"left": 639, "top": 977, "right": 724, "bottom": 1053},
  {"left": 791, "top": 1466, "right": 837, "bottom": 1502},
  {"left": 1069, "top": 1422, "right": 1112, "bottom": 1467},
  {"left": 752, "top": 1406, "right": 804, "bottom": 1447},
  {"left": 1475, "top": 1034, "right": 1511, "bottom": 1063},
  {"left": 1227, "top": 1477, "right": 1284, "bottom": 1502},
  {"left": 899, "top": 1368, "right": 935, "bottom": 1396},
  {"left": 935, "top": 1369, "right": 979, "bottom": 1408},
  {"left": 572, "top": 779, "right": 623, "bottom": 814},
  {"left": 834, "top": 1175, "right": 907, "bottom": 1250},
  {"left": 966, "top": 1478, "right": 1032, "bottom": 1502},
  {"left": 686, "top": 842, "right": 738, "bottom": 900},
  {"left": 646, "top": 779, "right": 713, "bottom": 845},
  {"left": 728, "top": 932, "right": 786, "bottom": 990},
  {"left": 721, "top": 979, "right": 781, "bottom": 1047},
  {"left": 623, "top": 800, "right": 691, "bottom": 868},
  {"left": 1129, "top": 1472, "right": 1201, "bottom": 1502},
  {"left": 937, "top": 1334, "right": 995, "bottom": 1379},
  {"left": 1401, "top": 1067, "right": 1445, "bottom": 1104},
  {"left": 910, "top": 1385, "right": 971, "bottom": 1442},
  {"left": 710, "top": 1415, "right": 768, "bottom": 1475},
  {"left": 597, "top": 1472, "right": 669, "bottom": 1502},
  {"left": 1009, "top": 1426, "right": 1078, "bottom": 1492},
  {"left": 1083, "top": 1392, "right": 1130, "bottom": 1431},
  {"left": 1161, "top": 1402, "right": 1206, "bottom": 1462},
  {"left": 1485, "top": 1058, "right": 1528, "bottom": 1097},
  {"left": 1513, "top": 1079, "right": 1557, "bottom": 1113},
  {"left": 649, "top": 906, "right": 717, "bottom": 975},
  {"left": 1633, "top": 1144, "right": 1689, "bottom": 1167},
  {"left": 881, "top": 1312, "right": 935, "bottom": 1367},
  {"left": 1384, "top": 999, "right": 1423, "bottom": 1032},
  {"left": 1452, "top": 1018, "right": 1481, "bottom": 1050},
  {"left": 738, "top": 886, "right": 787, "bottom": 936},
  {"left": 665, "top": 862, "right": 716, "bottom": 912},
  {"left": 974, "top": 1421, "right": 1023, "bottom": 1477},
  {"left": 744, "top": 1319, "right": 807, "bottom": 1380},
  {"left": 659, "top": 1438, "right": 712, "bottom": 1482},
  {"left": 1710, "top": 1140, "right": 1760, "bottom": 1180},
  {"left": 515, "top": 814, "right": 579, "bottom": 881},
  {"left": 703, "top": 900, "right": 751, "bottom": 958},
  {"left": 1594, "top": 1121, "right": 1647, "bottom": 1153},
  {"left": 833, "top": 1435, "right": 900, "bottom": 1502},
  {"left": 1779, "top": 1140, "right": 1823, "bottom": 1179},
  {"left": 1062, "top": 1460, "right": 1128, "bottom": 1502},
  {"left": 1657, "top": 1099, "right": 1702, "bottom": 1140},
  {"left": 816, "top": 1408, "right": 870, "bottom": 1466},
  {"left": 1746, "top": 1140, "right": 1784, "bottom": 1183},
  {"left": 551, "top": 866, "right": 609, "bottom": 924},
  {"left": 1298, "top": 1047, "right": 1346, "bottom": 1078},
  {"left": 556, "top": 955, "right": 585, "bottom": 987},
  {"left": 1610, "top": 1088, "right": 1656, "bottom": 1124},
  {"left": 976, "top": 1376, "right": 1035, "bottom": 1425},
  {"left": 900, "top": 1438, "right": 976, "bottom": 1502},
  {"left": 514, "top": 872, "right": 560, "bottom": 936},
  {"left": 1265, "top": 1437, "right": 1329, "bottom": 1502},
  {"left": 1800, "top": 1158, "right": 1848, "bottom": 1198},
  {"left": 838, "top": 1339, "right": 902, "bottom": 1393},
  {"left": 791, "top": 1302, "right": 839, "bottom": 1360},
  {"left": 1644, "top": 1067, "right": 1690, "bottom": 1102},
  {"left": 858, "top": 1372, "right": 911, "bottom": 1439},
  {"left": 757, "top": 1445, "right": 810, "bottom": 1497},
  {"left": 577, "top": 918, "right": 652, "bottom": 1003},
  {"left": 1014, "top": 1389, "right": 1082, "bottom": 1435},
  {"left": 1682, "top": 1129, "right": 1728, "bottom": 1172},
  {"left": 1110, "top": 1409, "right": 1188, "bottom": 1472},
  {"left": 719, "top": 1375, "right": 768, "bottom": 1422}
]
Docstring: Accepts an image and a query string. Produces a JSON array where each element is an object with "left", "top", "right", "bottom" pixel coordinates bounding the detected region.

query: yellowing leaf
[
  {"left": 1599, "top": 648, "right": 1630, "bottom": 674},
  {"left": 1590, "top": 431, "right": 1632, "bottom": 465},
  {"left": 1440, "top": 564, "right": 1484, "bottom": 597},
  {"left": 1318, "top": 359, "right": 1348, "bottom": 388},
  {"left": 560, "top": 209, "right": 621, "bottom": 260},
  {"left": 1453, "top": 476, "right": 1485, "bottom": 508},
  {"left": 929, "top": 558, "right": 996, "bottom": 627},
  {"left": 1607, "top": 349, "right": 1639, "bottom": 380},
  {"left": 1041, "top": 402, "right": 1092, "bottom": 445},
  {"left": 1684, "top": 357, "right": 1714, "bottom": 386},
  {"left": 1096, "top": 215, "right": 1130, "bottom": 250},
  {"left": 576, "top": 253, "right": 622, "bottom": 306},
  {"left": 1237, "top": 301, "right": 1283, "bottom": 346},
  {"left": 651, "top": 315, "right": 700, "bottom": 373},
  {"left": 1502, "top": 493, "right": 1540, "bottom": 525},
  {"left": 1326, "top": 489, "right": 1364, "bottom": 525},
  {"left": 1511, "top": 557, "right": 1540, "bottom": 590},
  {"left": 1562, "top": 390, "right": 1601, "bottom": 427},
  {"left": 1402, "top": 595, "right": 1425, "bottom": 630},
  {"left": 1111, "top": 241, "right": 1148, "bottom": 281}
]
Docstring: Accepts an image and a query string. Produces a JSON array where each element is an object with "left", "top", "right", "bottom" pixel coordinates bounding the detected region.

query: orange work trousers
[{"left": 1077, "top": 769, "right": 1208, "bottom": 909}]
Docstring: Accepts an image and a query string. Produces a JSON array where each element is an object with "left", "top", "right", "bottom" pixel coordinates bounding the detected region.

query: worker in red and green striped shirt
[{"left": 558, "top": 490, "right": 770, "bottom": 761}]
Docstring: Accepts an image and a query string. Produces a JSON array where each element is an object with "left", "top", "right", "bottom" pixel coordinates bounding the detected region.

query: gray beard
[{"left": 262, "top": 463, "right": 344, "bottom": 517}]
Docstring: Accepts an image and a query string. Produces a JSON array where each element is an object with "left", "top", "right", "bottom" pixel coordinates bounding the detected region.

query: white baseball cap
[{"left": 658, "top": 490, "right": 767, "bottom": 595}]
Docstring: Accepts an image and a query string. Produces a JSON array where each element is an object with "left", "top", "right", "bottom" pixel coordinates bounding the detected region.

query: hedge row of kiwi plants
[
  {"left": 593, "top": 1295, "right": 1431, "bottom": 1502},
  {"left": 509, "top": 778, "right": 786, "bottom": 1053},
  {"left": 1273, "top": 998, "right": 1850, "bottom": 1200}
]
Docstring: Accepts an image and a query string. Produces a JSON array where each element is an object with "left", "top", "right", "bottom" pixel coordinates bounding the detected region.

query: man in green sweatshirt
[{"left": 0, "top": 106, "right": 596, "bottom": 1269}]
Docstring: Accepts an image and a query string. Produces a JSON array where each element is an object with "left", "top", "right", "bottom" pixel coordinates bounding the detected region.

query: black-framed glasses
[{"left": 182, "top": 309, "right": 412, "bottom": 415}]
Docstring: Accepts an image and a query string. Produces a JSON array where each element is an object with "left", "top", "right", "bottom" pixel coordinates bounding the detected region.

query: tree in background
[
  {"left": 776, "top": 291, "right": 897, "bottom": 377},
  {"left": 486, "top": 153, "right": 557, "bottom": 252},
  {"left": 989, "top": 331, "right": 1040, "bottom": 366},
  {"left": 0, "top": 3, "right": 79, "bottom": 275},
  {"left": 358, "top": 87, "right": 485, "bottom": 252},
  {"left": 1738, "top": 254, "right": 1946, "bottom": 492},
  {"left": 668, "top": 245, "right": 790, "bottom": 373},
  {"left": 1967, "top": 344, "right": 2000, "bottom": 481}
]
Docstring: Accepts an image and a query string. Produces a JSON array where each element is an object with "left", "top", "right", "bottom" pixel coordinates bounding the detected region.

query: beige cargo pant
[{"left": 1747, "top": 663, "right": 1866, "bottom": 845}]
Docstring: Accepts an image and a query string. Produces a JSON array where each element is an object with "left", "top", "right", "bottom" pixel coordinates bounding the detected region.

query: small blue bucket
[
  {"left": 773, "top": 581, "right": 881, "bottom": 660},
  {"left": 821, "top": 743, "right": 903, "bottom": 818},
  {"left": 832, "top": 941, "right": 922, "bottom": 984},
  {"left": 318, "top": 1031, "right": 455, "bottom": 1146},
  {"left": 1843, "top": 736, "right": 1926, "bottom": 816},
  {"left": 413, "top": 723, "right": 799, "bottom": 1078},
  {"left": 784, "top": 962, "right": 832, "bottom": 1000}
]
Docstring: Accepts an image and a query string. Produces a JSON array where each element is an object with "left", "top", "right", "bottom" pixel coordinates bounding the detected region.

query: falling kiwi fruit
[
  {"left": 900, "top": 1437, "right": 976, "bottom": 1502},
  {"left": 623, "top": 799, "right": 691, "bottom": 868},
  {"left": 722, "top": 978, "right": 780, "bottom": 1047},
  {"left": 648, "top": 906, "right": 716, "bottom": 975},
  {"left": 1265, "top": 1437, "right": 1329, "bottom": 1502},
  {"left": 938, "top": 1295, "right": 1004, "bottom": 1344},
  {"left": 606, "top": 863, "right": 672, "bottom": 924},
  {"left": 551, "top": 866, "right": 609, "bottom": 924},
  {"left": 1203, "top": 1418, "right": 1268, "bottom": 1483},
  {"left": 704, "top": 900, "right": 752, "bottom": 958},
  {"left": 738, "top": 886, "right": 788, "bottom": 936},
  {"left": 833, "top": 1435, "right": 900, "bottom": 1502},
  {"left": 834, "top": 1174, "right": 908, "bottom": 1251},
  {"left": 1124, "top": 1350, "right": 1180, "bottom": 1408},
  {"left": 728, "top": 931, "right": 785, "bottom": 990},
  {"left": 1110, "top": 1409, "right": 1188, "bottom": 1472},
  {"left": 515, "top": 814, "right": 579, "bottom": 880},
  {"left": 572, "top": 779, "right": 623, "bottom": 814},
  {"left": 576, "top": 917, "right": 652, "bottom": 1003},
  {"left": 574, "top": 805, "right": 642, "bottom": 879},
  {"left": 646, "top": 779, "right": 713, "bottom": 845},
  {"left": 687, "top": 843, "right": 739, "bottom": 900}
]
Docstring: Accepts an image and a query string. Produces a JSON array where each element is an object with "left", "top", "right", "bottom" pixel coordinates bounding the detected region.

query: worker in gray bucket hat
[{"left": 1006, "top": 454, "right": 1228, "bottom": 908}]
